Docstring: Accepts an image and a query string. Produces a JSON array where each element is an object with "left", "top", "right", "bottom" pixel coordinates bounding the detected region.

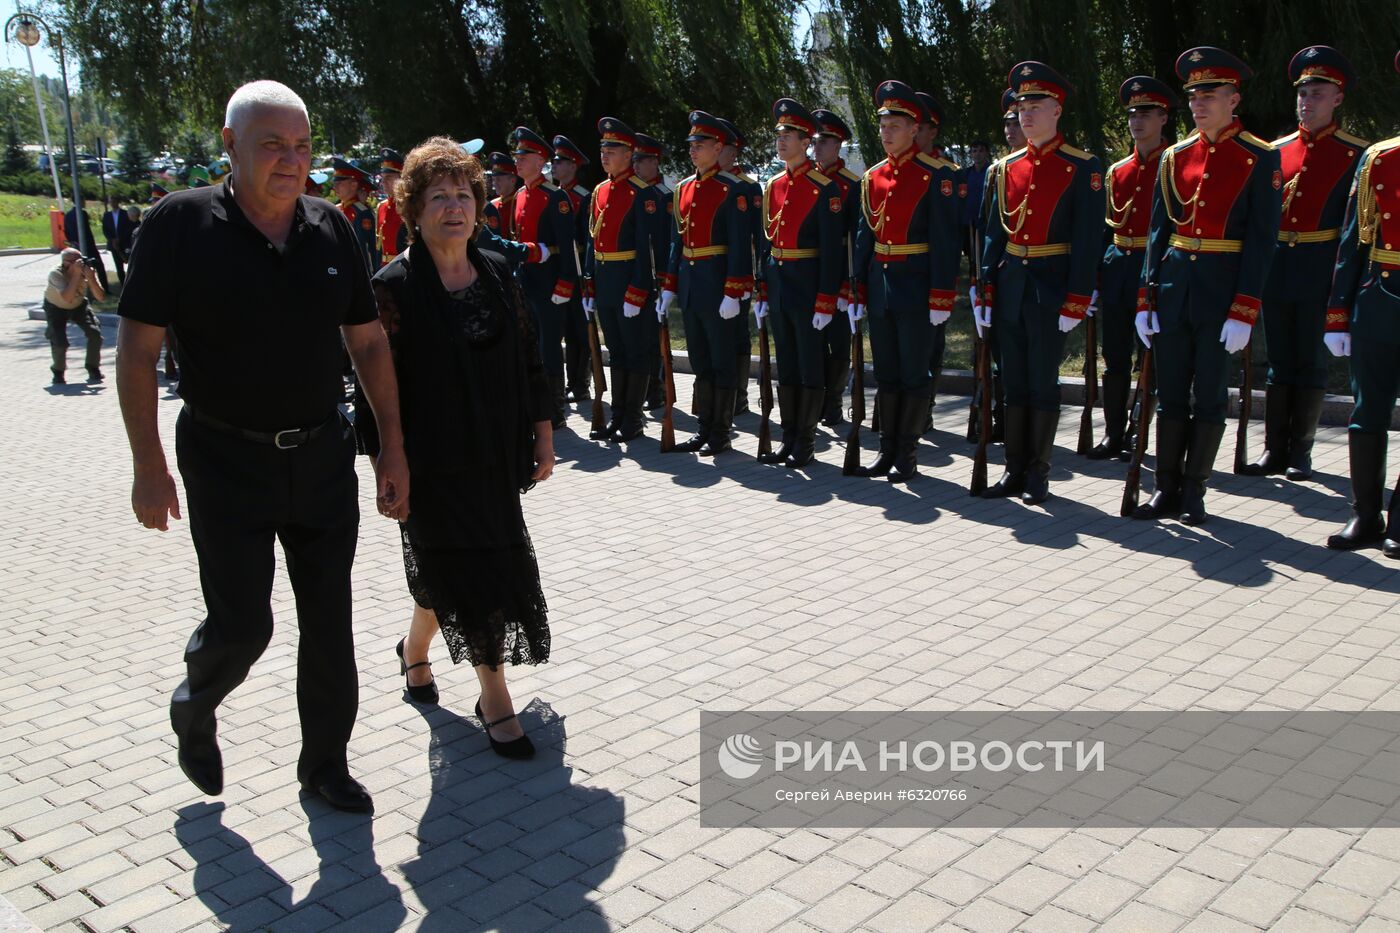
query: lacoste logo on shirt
[{"left": 328, "top": 267, "right": 338, "bottom": 275}]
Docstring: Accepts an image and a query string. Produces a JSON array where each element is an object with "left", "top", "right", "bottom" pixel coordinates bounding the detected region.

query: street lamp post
[{"left": 5, "top": 11, "right": 86, "bottom": 257}]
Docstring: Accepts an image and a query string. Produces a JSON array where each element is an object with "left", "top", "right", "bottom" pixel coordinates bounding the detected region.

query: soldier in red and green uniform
[
  {"left": 812, "top": 108, "right": 861, "bottom": 426},
  {"left": 332, "top": 158, "right": 378, "bottom": 270},
  {"left": 633, "top": 132, "right": 672, "bottom": 413},
  {"left": 1241, "top": 46, "right": 1365, "bottom": 481},
  {"left": 376, "top": 148, "right": 408, "bottom": 267},
  {"left": 1322, "top": 50, "right": 1400, "bottom": 559},
  {"left": 551, "top": 134, "right": 594, "bottom": 403},
  {"left": 1132, "top": 47, "right": 1281, "bottom": 525}
]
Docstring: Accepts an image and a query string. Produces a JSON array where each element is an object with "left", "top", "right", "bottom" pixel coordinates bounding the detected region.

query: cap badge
[{"left": 1189, "top": 50, "right": 1203, "bottom": 62}]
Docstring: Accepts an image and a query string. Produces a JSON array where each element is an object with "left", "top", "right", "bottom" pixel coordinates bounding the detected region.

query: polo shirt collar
[{"left": 214, "top": 178, "right": 314, "bottom": 242}]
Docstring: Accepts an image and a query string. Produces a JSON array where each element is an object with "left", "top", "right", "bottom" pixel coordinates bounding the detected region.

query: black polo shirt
[{"left": 119, "top": 183, "right": 377, "bottom": 431}]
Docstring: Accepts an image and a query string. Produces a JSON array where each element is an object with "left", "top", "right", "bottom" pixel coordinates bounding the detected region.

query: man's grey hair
[{"left": 224, "top": 81, "right": 308, "bottom": 133}]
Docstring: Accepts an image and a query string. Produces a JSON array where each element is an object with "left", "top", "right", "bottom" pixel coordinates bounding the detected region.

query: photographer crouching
[{"left": 44, "top": 247, "right": 107, "bottom": 385}]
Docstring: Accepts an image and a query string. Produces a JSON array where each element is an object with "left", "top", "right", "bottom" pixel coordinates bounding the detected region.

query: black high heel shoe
[
  {"left": 475, "top": 700, "right": 535, "bottom": 759},
  {"left": 396, "top": 638, "right": 439, "bottom": 705}
]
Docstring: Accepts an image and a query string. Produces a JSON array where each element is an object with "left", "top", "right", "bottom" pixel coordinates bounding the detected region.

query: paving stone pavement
[{"left": 1, "top": 251, "right": 1398, "bottom": 932}]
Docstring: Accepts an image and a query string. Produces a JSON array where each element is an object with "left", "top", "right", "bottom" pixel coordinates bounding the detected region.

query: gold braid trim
[{"left": 1357, "top": 149, "right": 1379, "bottom": 247}]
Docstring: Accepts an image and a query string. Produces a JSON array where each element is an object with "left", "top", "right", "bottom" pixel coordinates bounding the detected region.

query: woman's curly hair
[{"left": 394, "top": 136, "right": 487, "bottom": 243}]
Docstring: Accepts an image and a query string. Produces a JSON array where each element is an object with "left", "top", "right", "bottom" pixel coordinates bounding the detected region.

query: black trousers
[
  {"left": 107, "top": 240, "right": 126, "bottom": 283},
  {"left": 171, "top": 407, "right": 361, "bottom": 784}
]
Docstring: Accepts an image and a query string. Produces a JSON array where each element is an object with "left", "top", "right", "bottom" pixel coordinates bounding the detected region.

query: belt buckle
[
  {"left": 1187, "top": 237, "right": 1202, "bottom": 251},
  {"left": 1286, "top": 230, "right": 1299, "bottom": 247},
  {"left": 274, "top": 428, "right": 305, "bottom": 449}
]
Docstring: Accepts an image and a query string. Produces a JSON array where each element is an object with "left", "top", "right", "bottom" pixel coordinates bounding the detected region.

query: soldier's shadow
[{"left": 173, "top": 800, "right": 407, "bottom": 933}]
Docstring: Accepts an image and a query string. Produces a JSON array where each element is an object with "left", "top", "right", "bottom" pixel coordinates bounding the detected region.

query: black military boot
[
  {"left": 1239, "top": 384, "right": 1291, "bottom": 476},
  {"left": 1022, "top": 408, "right": 1061, "bottom": 504},
  {"left": 612, "top": 372, "right": 651, "bottom": 442},
  {"left": 854, "top": 390, "right": 901, "bottom": 477},
  {"left": 786, "top": 387, "right": 826, "bottom": 469},
  {"left": 733, "top": 352, "right": 752, "bottom": 415},
  {"left": 646, "top": 368, "right": 664, "bottom": 412},
  {"left": 983, "top": 406, "right": 1029, "bottom": 498},
  {"left": 822, "top": 356, "right": 850, "bottom": 427},
  {"left": 1132, "top": 418, "right": 1189, "bottom": 520},
  {"left": 1285, "top": 387, "right": 1326, "bottom": 481},
  {"left": 890, "top": 394, "right": 929, "bottom": 483},
  {"left": 701, "top": 389, "right": 737, "bottom": 455},
  {"left": 759, "top": 385, "right": 799, "bottom": 464},
  {"left": 1178, "top": 420, "right": 1227, "bottom": 525},
  {"left": 1327, "top": 431, "right": 1388, "bottom": 549},
  {"left": 1384, "top": 490, "right": 1400, "bottom": 559},
  {"left": 1087, "top": 372, "right": 1131, "bottom": 460},
  {"left": 549, "top": 375, "right": 568, "bottom": 429},
  {"left": 590, "top": 367, "right": 624, "bottom": 440},
  {"left": 673, "top": 379, "right": 713, "bottom": 452},
  {"left": 565, "top": 342, "right": 588, "bottom": 402}
]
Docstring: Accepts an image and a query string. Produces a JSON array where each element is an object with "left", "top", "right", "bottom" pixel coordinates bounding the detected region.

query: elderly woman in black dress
[{"left": 355, "top": 137, "right": 553, "bottom": 758}]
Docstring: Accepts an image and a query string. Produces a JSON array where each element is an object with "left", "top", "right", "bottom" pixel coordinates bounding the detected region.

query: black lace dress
[{"left": 355, "top": 241, "right": 551, "bottom": 669}]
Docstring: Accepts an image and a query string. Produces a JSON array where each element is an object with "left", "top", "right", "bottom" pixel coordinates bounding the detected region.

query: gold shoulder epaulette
[
  {"left": 1175, "top": 131, "right": 1199, "bottom": 150},
  {"left": 1273, "top": 131, "right": 1300, "bottom": 148},
  {"left": 1058, "top": 143, "right": 1093, "bottom": 161},
  {"left": 628, "top": 175, "right": 648, "bottom": 188},
  {"left": 1368, "top": 135, "right": 1400, "bottom": 156},
  {"left": 679, "top": 173, "right": 697, "bottom": 187},
  {"left": 864, "top": 159, "right": 889, "bottom": 179},
  {"left": 1110, "top": 153, "right": 1134, "bottom": 172},
  {"left": 573, "top": 184, "right": 590, "bottom": 197},
  {"left": 807, "top": 168, "right": 831, "bottom": 186},
  {"left": 1237, "top": 130, "right": 1273, "bottom": 150},
  {"left": 1335, "top": 129, "right": 1370, "bottom": 149},
  {"left": 738, "top": 171, "right": 757, "bottom": 184},
  {"left": 838, "top": 166, "right": 860, "bottom": 183},
  {"left": 592, "top": 179, "right": 608, "bottom": 196}
]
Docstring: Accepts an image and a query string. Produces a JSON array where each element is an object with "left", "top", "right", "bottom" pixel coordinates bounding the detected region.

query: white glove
[
  {"left": 837, "top": 294, "right": 849, "bottom": 313},
  {"left": 719, "top": 296, "right": 741, "bottom": 320},
  {"left": 754, "top": 300, "right": 768, "bottom": 322},
  {"left": 551, "top": 292, "right": 570, "bottom": 305},
  {"left": 658, "top": 290, "right": 675, "bottom": 315},
  {"left": 851, "top": 302, "right": 866, "bottom": 322},
  {"left": 1220, "top": 319, "right": 1252, "bottom": 354},
  {"left": 812, "top": 312, "right": 832, "bottom": 330},
  {"left": 930, "top": 309, "right": 951, "bottom": 327},
  {"left": 1135, "top": 310, "right": 1158, "bottom": 347},
  {"left": 537, "top": 243, "right": 550, "bottom": 262},
  {"left": 1058, "top": 313, "right": 1080, "bottom": 334},
  {"left": 847, "top": 305, "right": 860, "bottom": 330},
  {"left": 582, "top": 296, "right": 595, "bottom": 318},
  {"left": 1324, "top": 332, "right": 1351, "bottom": 357},
  {"left": 968, "top": 286, "right": 978, "bottom": 307},
  {"left": 623, "top": 299, "right": 642, "bottom": 318},
  {"left": 1086, "top": 289, "right": 1099, "bottom": 318},
  {"left": 742, "top": 290, "right": 752, "bottom": 300},
  {"left": 973, "top": 302, "right": 992, "bottom": 339},
  {"left": 656, "top": 303, "right": 667, "bottom": 324}
]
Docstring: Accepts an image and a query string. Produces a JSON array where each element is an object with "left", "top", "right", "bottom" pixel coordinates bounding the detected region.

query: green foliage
[
  {"left": 0, "top": 171, "right": 148, "bottom": 201},
  {"left": 3, "top": 122, "right": 31, "bottom": 174},
  {"left": 117, "top": 126, "right": 147, "bottom": 180}
]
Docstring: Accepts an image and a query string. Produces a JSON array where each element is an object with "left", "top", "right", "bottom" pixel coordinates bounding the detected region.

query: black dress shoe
[
  {"left": 476, "top": 700, "right": 535, "bottom": 759},
  {"left": 301, "top": 773, "right": 374, "bottom": 812},
  {"left": 87, "top": 369, "right": 104, "bottom": 383},
  {"left": 396, "top": 638, "right": 439, "bottom": 705},
  {"left": 177, "top": 738, "right": 223, "bottom": 796},
  {"left": 51, "top": 370, "right": 65, "bottom": 385}
]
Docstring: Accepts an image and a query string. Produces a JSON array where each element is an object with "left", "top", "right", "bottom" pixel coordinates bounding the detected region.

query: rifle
[
  {"left": 573, "top": 242, "right": 608, "bottom": 437},
  {"left": 843, "top": 236, "right": 864, "bottom": 474},
  {"left": 658, "top": 311, "right": 677, "bottom": 452},
  {"left": 1077, "top": 311, "right": 1098, "bottom": 454},
  {"left": 756, "top": 313, "right": 774, "bottom": 458},
  {"left": 1233, "top": 337, "right": 1253, "bottom": 474},
  {"left": 968, "top": 227, "right": 993, "bottom": 496}
]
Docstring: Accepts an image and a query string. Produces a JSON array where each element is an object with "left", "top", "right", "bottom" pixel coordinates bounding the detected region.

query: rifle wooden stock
[
  {"left": 1077, "top": 314, "right": 1098, "bottom": 454},
  {"left": 659, "top": 320, "right": 676, "bottom": 452},
  {"left": 843, "top": 321, "right": 865, "bottom": 474},
  {"left": 586, "top": 313, "right": 607, "bottom": 436},
  {"left": 1233, "top": 338, "right": 1253, "bottom": 474},
  {"left": 968, "top": 227, "right": 993, "bottom": 495},
  {"left": 756, "top": 318, "right": 774, "bottom": 457},
  {"left": 1120, "top": 347, "right": 1156, "bottom": 517},
  {"left": 966, "top": 335, "right": 982, "bottom": 443}
]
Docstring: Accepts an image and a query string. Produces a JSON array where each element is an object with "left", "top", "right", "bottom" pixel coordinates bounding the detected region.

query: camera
[{"left": 82, "top": 257, "right": 98, "bottom": 269}]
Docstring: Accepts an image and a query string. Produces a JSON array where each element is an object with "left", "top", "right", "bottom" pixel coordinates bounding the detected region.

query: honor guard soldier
[
  {"left": 657, "top": 111, "right": 754, "bottom": 454},
  {"left": 1091, "top": 75, "right": 1175, "bottom": 459},
  {"left": 916, "top": 89, "right": 956, "bottom": 428},
  {"left": 508, "top": 126, "right": 579, "bottom": 426},
  {"left": 332, "top": 157, "right": 378, "bottom": 270},
  {"left": 150, "top": 182, "right": 168, "bottom": 203},
  {"left": 584, "top": 117, "right": 662, "bottom": 441},
  {"left": 716, "top": 117, "right": 763, "bottom": 416},
  {"left": 1002, "top": 88, "right": 1028, "bottom": 154},
  {"left": 976, "top": 62, "right": 1104, "bottom": 504},
  {"left": 552, "top": 134, "right": 594, "bottom": 403},
  {"left": 1243, "top": 46, "right": 1365, "bottom": 480},
  {"left": 812, "top": 108, "right": 862, "bottom": 425},
  {"left": 1322, "top": 51, "right": 1400, "bottom": 558},
  {"left": 484, "top": 150, "right": 521, "bottom": 240},
  {"left": 376, "top": 148, "right": 408, "bottom": 266},
  {"left": 1133, "top": 47, "right": 1281, "bottom": 524},
  {"left": 753, "top": 98, "right": 844, "bottom": 468},
  {"left": 851, "top": 80, "right": 961, "bottom": 482},
  {"left": 634, "top": 132, "right": 672, "bottom": 412}
]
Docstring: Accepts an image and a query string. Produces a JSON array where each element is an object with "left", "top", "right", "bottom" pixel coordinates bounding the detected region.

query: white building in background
[{"left": 806, "top": 11, "right": 868, "bottom": 175}]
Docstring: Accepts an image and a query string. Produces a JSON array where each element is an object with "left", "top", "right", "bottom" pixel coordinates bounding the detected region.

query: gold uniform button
[
  {"left": 1301, "top": 166, "right": 1309, "bottom": 172},
  {"left": 1384, "top": 271, "right": 1391, "bottom": 278},
  {"left": 1247, "top": 158, "right": 1255, "bottom": 165},
  {"left": 1195, "top": 228, "right": 1202, "bottom": 234},
  {"left": 1203, "top": 173, "right": 1210, "bottom": 179},
  {"left": 1198, "top": 200, "right": 1205, "bottom": 207},
  {"left": 1385, "top": 212, "right": 1393, "bottom": 220},
  {"left": 1209, "top": 146, "right": 1216, "bottom": 153},
  {"left": 1022, "top": 260, "right": 1029, "bottom": 266},
  {"left": 1190, "top": 255, "right": 1197, "bottom": 262},
  {"left": 1027, "top": 209, "right": 1033, "bottom": 215},
  {"left": 1307, "top": 143, "right": 1314, "bottom": 149}
]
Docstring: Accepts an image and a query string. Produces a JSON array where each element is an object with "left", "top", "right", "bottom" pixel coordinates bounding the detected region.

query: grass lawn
[{"left": 0, "top": 191, "right": 71, "bottom": 249}]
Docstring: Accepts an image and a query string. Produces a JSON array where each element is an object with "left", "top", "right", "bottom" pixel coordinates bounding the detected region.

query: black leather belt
[{"left": 185, "top": 404, "right": 338, "bottom": 449}]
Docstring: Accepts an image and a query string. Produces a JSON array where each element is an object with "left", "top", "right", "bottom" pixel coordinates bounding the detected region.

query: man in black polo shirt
[{"left": 115, "top": 80, "right": 409, "bottom": 813}]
